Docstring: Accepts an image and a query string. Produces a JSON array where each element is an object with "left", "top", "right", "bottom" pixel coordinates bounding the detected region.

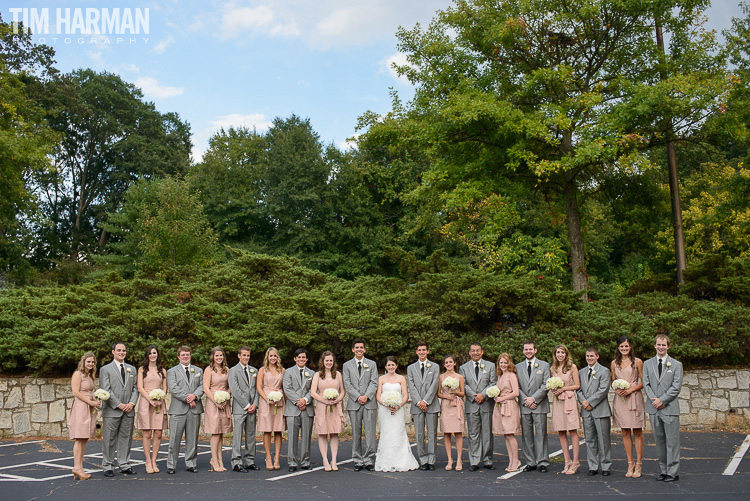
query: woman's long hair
[
  {"left": 551, "top": 345, "right": 573, "bottom": 374},
  {"left": 317, "top": 350, "right": 338, "bottom": 379},
  {"left": 263, "top": 347, "right": 283, "bottom": 372},
  {"left": 76, "top": 352, "right": 97, "bottom": 378},
  {"left": 614, "top": 336, "right": 636, "bottom": 368},
  {"left": 496, "top": 353, "right": 516, "bottom": 376},
  {"left": 209, "top": 346, "right": 229, "bottom": 374},
  {"left": 140, "top": 345, "right": 164, "bottom": 375}
]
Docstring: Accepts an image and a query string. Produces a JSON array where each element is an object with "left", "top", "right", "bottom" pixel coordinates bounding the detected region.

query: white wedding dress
[{"left": 374, "top": 383, "right": 420, "bottom": 472}]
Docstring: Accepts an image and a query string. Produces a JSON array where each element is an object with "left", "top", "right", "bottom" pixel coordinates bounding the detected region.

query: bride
[{"left": 374, "top": 356, "right": 419, "bottom": 472}]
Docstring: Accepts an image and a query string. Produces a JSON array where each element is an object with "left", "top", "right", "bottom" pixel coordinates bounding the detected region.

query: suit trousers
[
  {"left": 649, "top": 413, "right": 680, "bottom": 477},
  {"left": 286, "top": 414, "right": 313, "bottom": 467},
  {"left": 521, "top": 413, "right": 549, "bottom": 467},
  {"left": 349, "top": 407, "right": 377, "bottom": 466},
  {"left": 101, "top": 414, "right": 134, "bottom": 470},
  {"left": 582, "top": 415, "right": 611, "bottom": 472},
  {"left": 167, "top": 413, "right": 200, "bottom": 469},
  {"left": 231, "top": 412, "right": 257, "bottom": 467},
  {"left": 414, "top": 412, "right": 439, "bottom": 465},
  {"left": 466, "top": 410, "right": 494, "bottom": 466}
]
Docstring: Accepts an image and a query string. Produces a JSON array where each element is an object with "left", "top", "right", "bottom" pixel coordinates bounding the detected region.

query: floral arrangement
[
  {"left": 486, "top": 385, "right": 501, "bottom": 406},
  {"left": 546, "top": 376, "right": 564, "bottom": 400},
  {"left": 214, "top": 390, "right": 231, "bottom": 404},
  {"left": 611, "top": 378, "right": 631, "bottom": 401},
  {"left": 323, "top": 388, "right": 339, "bottom": 412},
  {"left": 93, "top": 388, "right": 110, "bottom": 402},
  {"left": 267, "top": 390, "right": 283, "bottom": 414},
  {"left": 442, "top": 377, "right": 459, "bottom": 390},
  {"left": 381, "top": 390, "right": 401, "bottom": 408},
  {"left": 148, "top": 388, "right": 166, "bottom": 413}
]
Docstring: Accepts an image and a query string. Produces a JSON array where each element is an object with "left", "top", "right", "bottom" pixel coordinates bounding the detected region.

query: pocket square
[{"left": 536, "top": 370, "right": 543, "bottom": 375}]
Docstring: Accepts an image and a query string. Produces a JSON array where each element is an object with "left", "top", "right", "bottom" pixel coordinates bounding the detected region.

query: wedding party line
[{"left": 67, "top": 335, "right": 683, "bottom": 483}]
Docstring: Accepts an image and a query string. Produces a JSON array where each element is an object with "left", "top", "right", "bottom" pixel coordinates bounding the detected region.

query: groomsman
[
  {"left": 643, "top": 334, "right": 683, "bottom": 482},
  {"left": 407, "top": 341, "right": 440, "bottom": 470},
  {"left": 577, "top": 347, "right": 612, "bottom": 476},
  {"left": 516, "top": 340, "right": 550, "bottom": 473},
  {"left": 283, "top": 348, "right": 315, "bottom": 472},
  {"left": 228, "top": 346, "right": 260, "bottom": 472},
  {"left": 166, "top": 346, "right": 204, "bottom": 474},
  {"left": 343, "top": 338, "right": 378, "bottom": 471},
  {"left": 100, "top": 342, "right": 138, "bottom": 476},
  {"left": 459, "top": 342, "right": 497, "bottom": 471}
]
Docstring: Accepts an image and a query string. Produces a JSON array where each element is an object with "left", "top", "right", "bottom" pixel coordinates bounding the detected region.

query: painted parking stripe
[
  {"left": 723, "top": 434, "right": 750, "bottom": 476},
  {"left": 498, "top": 445, "right": 571, "bottom": 480},
  {"left": 0, "top": 440, "right": 45, "bottom": 448}
]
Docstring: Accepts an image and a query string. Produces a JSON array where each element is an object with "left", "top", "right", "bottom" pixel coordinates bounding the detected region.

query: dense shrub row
[{"left": 1, "top": 251, "right": 748, "bottom": 375}]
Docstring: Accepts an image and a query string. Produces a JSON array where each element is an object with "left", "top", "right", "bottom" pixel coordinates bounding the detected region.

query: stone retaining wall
[{"left": 1, "top": 369, "right": 748, "bottom": 437}]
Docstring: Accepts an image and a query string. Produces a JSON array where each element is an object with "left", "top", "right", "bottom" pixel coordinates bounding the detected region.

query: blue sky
[{"left": 4, "top": 1, "right": 745, "bottom": 162}]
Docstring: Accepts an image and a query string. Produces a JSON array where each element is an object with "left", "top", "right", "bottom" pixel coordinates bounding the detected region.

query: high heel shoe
[
  {"left": 455, "top": 460, "right": 462, "bottom": 471},
  {"left": 445, "top": 460, "right": 453, "bottom": 471},
  {"left": 265, "top": 457, "right": 274, "bottom": 471},
  {"left": 72, "top": 469, "right": 90, "bottom": 480},
  {"left": 331, "top": 463, "right": 338, "bottom": 471},
  {"left": 273, "top": 458, "right": 280, "bottom": 470},
  {"left": 565, "top": 461, "right": 580, "bottom": 475},
  {"left": 625, "top": 461, "right": 635, "bottom": 477},
  {"left": 209, "top": 459, "right": 219, "bottom": 472},
  {"left": 561, "top": 461, "right": 571, "bottom": 474},
  {"left": 145, "top": 461, "right": 154, "bottom": 474},
  {"left": 152, "top": 461, "right": 160, "bottom": 473},
  {"left": 324, "top": 463, "right": 332, "bottom": 472},
  {"left": 632, "top": 462, "right": 642, "bottom": 478}
]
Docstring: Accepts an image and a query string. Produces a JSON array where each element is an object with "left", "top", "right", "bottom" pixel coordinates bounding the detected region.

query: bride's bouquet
[
  {"left": 267, "top": 391, "right": 283, "bottom": 414},
  {"left": 611, "top": 378, "right": 630, "bottom": 402},
  {"left": 148, "top": 388, "right": 166, "bottom": 413},
  {"left": 381, "top": 390, "right": 401, "bottom": 408},
  {"left": 214, "top": 390, "right": 231, "bottom": 404},
  {"left": 486, "top": 385, "right": 501, "bottom": 406},
  {"left": 323, "top": 388, "right": 339, "bottom": 412},
  {"left": 546, "top": 377, "right": 564, "bottom": 400}
]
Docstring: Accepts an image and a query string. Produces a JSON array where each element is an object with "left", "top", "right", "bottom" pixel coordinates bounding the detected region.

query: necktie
[
  {"left": 244, "top": 366, "right": 250, "bottom": 384},
  {"left": 658, "top": 358, "right": 663, "bottom": 377},
  {"left": 120, "top": 363, "right": 125, "bottom": 382},
  {"left": 358, "top": 361, "right": 362, "bottom": 376},
  {"left": 185, "top": 366, "right": 190, "bottom": 382},
  {"left": 588, "top": 367, "right": 593, "bottom": 379},
  {"left": 528, "top": 362, "right": 532, "bottom": 378},
  {"left": 475, "top": 362, "right": 479, "bottom": 379},
  {"left": 421, "top": 363, "right": 425, "bottom": 377},
  {"left": 300, "top": 368, "right": 304, "bottom": 382}
]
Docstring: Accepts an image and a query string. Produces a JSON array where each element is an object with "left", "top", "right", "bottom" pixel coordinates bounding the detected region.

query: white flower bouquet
[
  {"left": 381, "top": 390, "right": 401, "bottom": 408},
  {"left": 486, "top": 385, "right": 501, "bottom": 406},
  {"left": 546, "top": 377, "right": 564, "bottom": 400},
  {"left": 93, "top": 388, "right": 110, "bottom": 402},
  {"left": 611, "top": 378, "right": 631, "bottom": 401},
  {"left": 442, "top": 377, "right": 459, "bottom": 390},
  {"left": 323, "top": 388, "right": 339, "bottom": 412},
  {"left": 148, "top": 388, "right": 166, "bottom": 413},
  {"left": 214, "top": 390, "right": 230, "bottom": 404},
  {"left": 267, "top": 390, "right": 283, "bottom": 414}
]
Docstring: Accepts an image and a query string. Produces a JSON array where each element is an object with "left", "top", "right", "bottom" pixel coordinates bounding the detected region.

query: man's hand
[
  {"left": 524, "top": 396, "right": 535, "bottom": 407},
  {"left": 417, "top": 400, "right": 428, "bottom": 412},
  {"left": 474, "top": 393, "right": 485, "bottom": 404},
  {"left": 651, "top": 397, "right": 664, "bottom": 409},
  {"left": 296, "top": 397, "right": 307, "bottom": 409},
  {"left": 186, "top": 393, "right": 196, "bottom": 404},
  {"left": 357, "top": 395, "right": 369, "bottom": 405},
  {"left": 247, "top": 404, "right": 257, "bottom": 414}
]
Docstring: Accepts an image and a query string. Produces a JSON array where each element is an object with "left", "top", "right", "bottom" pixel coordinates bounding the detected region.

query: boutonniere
[
  {"left": 591, "top": 370, "right": 597, "bottom": 376},
  {"left": 534, "top": 363, "right": 539, "bottom": 369},
  {"left": 190, "top": 368, "right": 195, "bottom": 374},
  {"left": 425, "top": 363, "right": 431, "bottom": 369},
  {"left": 480, "top": 364, "right": 485, "bottom": 370},
  {"left": 249, "top": 368, "right": 256, "bottom": 374},
  {"left": 362, "top": 363, "right": 369, "bottom": 369},
  {"left": 126, "top": 367, "right": 132, "bottom": 374},
  {"left": 304, "top": 371, "right": 310, "bottom": 378},
  {"left": 665, "top": 361, "right": 671, "bottom": 368}
]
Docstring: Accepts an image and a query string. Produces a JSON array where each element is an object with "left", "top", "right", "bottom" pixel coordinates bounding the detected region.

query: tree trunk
[{"left": 564, "top": 171, "right": 588, "bottom": 300}]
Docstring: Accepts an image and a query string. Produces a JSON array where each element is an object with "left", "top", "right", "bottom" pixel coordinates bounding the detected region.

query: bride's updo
[{"left": 384, "top": 356, "right": 398, "bottom": 367}]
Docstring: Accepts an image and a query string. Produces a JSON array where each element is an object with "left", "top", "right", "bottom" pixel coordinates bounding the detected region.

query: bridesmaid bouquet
[
  {"left": 267, "top": 391, "right": 283, "bottom": 414},
  {"left": 149, "top": 389, "right": 166, "bottom": 413},
  {"left": 442, "top": 377, "right": 459, "bottom": 390},
  {"left": 93, "top": 389, "right": 110, "bottom": 413},
  {"left": 611, "top": 379, "right": 631, "bottom": 402},
  {"left": 486, "top": 385, "right": 501, "bottom": 406},
  {"left": 214, "top": 390, "right": 231, "bottom": 405},
  {"left": 546, "top": 377, "right": 564, "bottom": 400},
  {"left": 381, "top": 390, "right": 401, "bottom": 408},
  {"left": 323, "top": 388, "right": 339, "bottom": 412}
]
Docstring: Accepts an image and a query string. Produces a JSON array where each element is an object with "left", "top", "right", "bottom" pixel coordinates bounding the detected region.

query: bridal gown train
[{"left": 374, "top": 383, "right": 419, "bottom": 472}]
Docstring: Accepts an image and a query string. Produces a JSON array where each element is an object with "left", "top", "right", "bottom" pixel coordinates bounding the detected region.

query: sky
[{"left": 4, "top": 0, "right": 746, "bottom": 162}]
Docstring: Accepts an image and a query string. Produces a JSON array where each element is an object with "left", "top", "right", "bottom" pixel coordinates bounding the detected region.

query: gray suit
[
  {"left": 283, "top": 365, "right": 315, "bottom": 468},
  {"left": 577, "top": 363, "right": 612, "bottom": 472},
  {"left": 643, "top": 355, "right": 683, "bottom": 477},
  {"left": 100, "top": 360, "right": 138, "bottom": 471},
  {"left": 166, "top": 364, "right": 204, "bottom": 470},
  {"left": 459, "top": 359, "right": 497, "bottom": 467},
  {"left": 516, "top": 358, "right": 550, "bottom": 467},
  {"left": 228, "top": 363, "right": 260, "bottom": 467},
  {"left": 343, "top": 357, "right": 378, "bottom": 466},
  {"left": 407, "top": 359, "right": 440, "bottom": 466}
]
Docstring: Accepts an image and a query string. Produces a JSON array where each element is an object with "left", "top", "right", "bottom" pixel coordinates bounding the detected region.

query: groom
[
  {"left": 100, "top": 342, "right": 138, "bottom": 477},
  {"left": 343, "top": 338, "right": 378, "bottom": 471},
  {"left": 407, "top": 341, "right": 440, "bottom": 470}
]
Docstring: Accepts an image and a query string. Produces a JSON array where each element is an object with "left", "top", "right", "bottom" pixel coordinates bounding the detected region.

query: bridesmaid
[
  {"left": 203, "top": 346, "right": 233, "bottom": 472},
  {"left": 491, "top": 353, "right": 521, "bottom": 472},
  {"left": 69, "top": 352, "right": 101, "bottom": 480},
  {"left": 257, "top": 347, "right": 286, "bottom": 470},
  {"left": 610, "top": 335, "right": 645, "bottom": 478},
  {"left": 550, "top": 345, "right": 581, "bottom": 474},
  {"left": 136, "top": 345, "right": 168, "bottom": 474},
  {"left": 437, "top": 355, "right": 465, "bottom": 471},
  {"left": 310, "top": 351, "right": 346, "bottom": 471}
]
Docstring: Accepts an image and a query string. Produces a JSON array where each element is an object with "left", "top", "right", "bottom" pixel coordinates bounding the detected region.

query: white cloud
[
  {"left": 154, "top": 35, "right": 175, "bottom": 54},
  {"left": 382, "top": 52, "right": 412, "bottom": 86},
  {"left": 121, "top": 63, "right": 139, "bottom": 73},
  {"left": 218, "top": 3, "right": 299, "bottom": 40},
  {"left": 336, "top": 137, "right": 359, "bottom": 151},
  {"left": 134, "top": 77, "right": 185, "bottom": 99}
]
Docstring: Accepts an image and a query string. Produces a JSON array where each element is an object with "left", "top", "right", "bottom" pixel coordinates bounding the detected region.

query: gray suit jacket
[
  {"left": 577, "top": 363, "right": 611, "bottom": 418},
  {"left": 643, "top": 356, "right": 683, "bottom": 416},
  {"left": 100, "top": 360, "right": 138, "bottom": 417},
  {"left": 228, "top": 363, "right": 259, "bottom": 415},
  {"left": 459, "top": 359, "right": 497, "bottom": 414},
  {"left": 167, "top": 364, "right": 204, "bottom": 415},
  {"left": 515, "top": 358, "right": 550, "bottom": 414},
  {"left": 283, "top": 365, "right": 315, "bottom": 417},
  {"left": 343, "top": 357, "right": 378, "bottom": 411},
  {"left": 407, "top": 359, "right": 440, "bottom": 414}
]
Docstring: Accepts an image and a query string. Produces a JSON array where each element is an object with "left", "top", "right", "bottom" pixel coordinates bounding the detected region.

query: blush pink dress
[
  {"left": 258, "top": 369, "right": 286, "bottom": 433},
  {"left": 204, "top": 369, "right": 233, "bottom": 434},
  {"left": 137, "top": 369, "right": 168, "bottom": 430},
  {"left": 313, "top": 373, "right": 345, "bottom": 435},
  {"left": 439, "top": 374, "right": 465, "bottom": 434},
  {"left": 492, "top": 372, "right": 521, "bottom": 435},
  {"left": 68, "top": 374, "right": 97, "bottom": 439},
  {"left": 612, "top": 361, "right": 645, "bottom": 429},
  {"left": 551, "top": 367, "right": 580, "bottom": 432}
]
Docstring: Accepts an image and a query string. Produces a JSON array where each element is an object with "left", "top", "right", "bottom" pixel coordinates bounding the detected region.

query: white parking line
[
  {"left": 0, "top": 440, "right": 45, "bottom": 448},
  {"left": 498, "top": 445, "right": 572, "bottom": 480},
  {"left": 723, "top": 434, "right": 750, "bottom": 476}
]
